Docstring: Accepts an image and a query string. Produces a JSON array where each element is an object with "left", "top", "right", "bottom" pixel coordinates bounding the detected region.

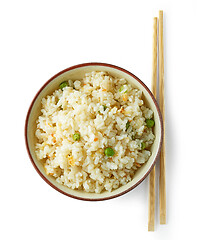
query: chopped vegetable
[
  {"left": 73, "top": 133, "right": 80, "bottom": 141},
  {"left": 141, "top": 142, "right": 146, "bottom": 150},
  {"left": 119, "top": 85, "right": 128, "bottom": 93},
  {"left": 59, "top": 81, "right": 69, "bottom": 90},
  {"left": 94, "top": 137, "right": 98, "bottom": 142},
  {"left": 104, "top": 147, "right": 115, "bottom": 157},
  {"left": 135, "top": 162, "right": 141, "bottom": 167},
  {"left": 131, "top": 134, "right": 135, "bottom": 140},
  {"left": 145, "top": 119, "right": 155, "bottom": 128},
  {"left": 68, "top": 156, "right": 75, "bottom": 166},
  {"left": 122, "top": 94, "right": 128, "bottom": 101},
  {"left": 118, "top": 107, "right": 125, "bottom": 113},
  {"left": 102, "top": 105, "right": 107, "bottom": 111},
  {"left": 126, "top": 121, "right": 130, "bottom": 130}
]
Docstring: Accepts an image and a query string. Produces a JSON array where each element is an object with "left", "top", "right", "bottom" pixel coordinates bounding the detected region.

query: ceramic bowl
[{"left": 25, "top": 62, "right": 163, "bottom": 201}]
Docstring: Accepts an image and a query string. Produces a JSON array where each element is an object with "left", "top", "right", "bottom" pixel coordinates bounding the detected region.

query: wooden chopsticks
[
  {"left": 148, "top": 17, "right": 158, "bottom": 232},
  {"left": 158, "top": 10, "right": 166, "bottom": 225},
  {"left": 148, "top": 10, "right": 166, "bottom": 231}
]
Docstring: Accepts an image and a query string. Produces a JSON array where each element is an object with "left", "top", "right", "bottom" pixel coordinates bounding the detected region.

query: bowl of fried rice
[{"left": 25, "top": 62, "right": 163, "bottom": 201}]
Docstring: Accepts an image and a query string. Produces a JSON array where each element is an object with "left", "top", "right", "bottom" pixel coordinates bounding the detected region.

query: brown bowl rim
[{"left": 25, "top": 62, "right": 163, "bottom": 201}]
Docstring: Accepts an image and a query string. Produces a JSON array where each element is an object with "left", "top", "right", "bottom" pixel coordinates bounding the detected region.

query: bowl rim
[{"left": 25, "top": 62, "right": 163, "bottom": 201}]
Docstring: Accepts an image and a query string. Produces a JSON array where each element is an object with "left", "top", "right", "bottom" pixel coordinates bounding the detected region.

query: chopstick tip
[
  {"left": 160, "top": 214, "right": 166, "bottom": 225},
  {"left": 148, "top": 223, "right": 155, "bottom": 232}
]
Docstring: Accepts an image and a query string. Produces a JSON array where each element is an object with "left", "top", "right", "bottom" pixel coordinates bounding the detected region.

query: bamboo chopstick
[
  {"left": 148, "top": 17, "right": 158, "bottom": 232},
  {"left": 158, "top": 10, "right": 166, "bottom": 225}
]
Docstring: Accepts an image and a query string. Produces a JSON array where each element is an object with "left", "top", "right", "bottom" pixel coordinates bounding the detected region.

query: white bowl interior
[{"left": 26, "top": 64, "right": 162, "bottom": 200}]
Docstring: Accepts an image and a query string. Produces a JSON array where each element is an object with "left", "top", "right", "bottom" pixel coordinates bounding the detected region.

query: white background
[{"left": 0, "top": 0, "right": 200, "bottom": 239}]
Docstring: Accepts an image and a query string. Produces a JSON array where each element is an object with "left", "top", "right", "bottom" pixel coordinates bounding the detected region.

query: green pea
[
  {"left": 145, "top": 119, "right": 155, "bottom": 128},
  {"left": 141, "top": 142, "right": 146, "bottom": 150},
  {"left": 73, "top": 133, "right": 80, "bottom": 141},
  {"left": 104, "top": 147, "right": 115, "bottom": 157},
  {"left": 126, "top": 121, "right": 130, "bottom": 131},
  {"left": 59, "top": 81, "right": 69, "bottom": 90}
]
